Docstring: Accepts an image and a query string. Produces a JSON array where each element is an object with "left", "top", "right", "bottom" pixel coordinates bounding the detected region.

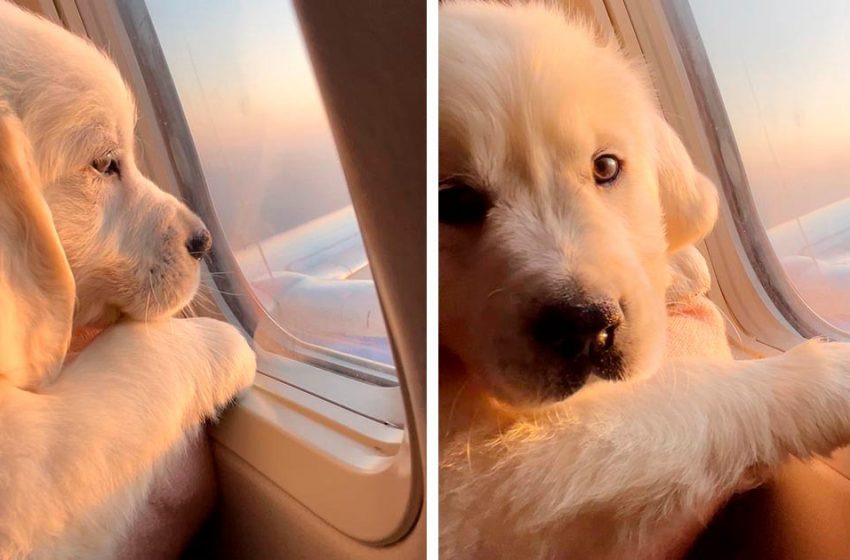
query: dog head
[
  {"left": 0, "top": 3, "right": 211, "bottom": 327},
  {"left": 439, "top": 2, "right": 718, "bottom": 406}
]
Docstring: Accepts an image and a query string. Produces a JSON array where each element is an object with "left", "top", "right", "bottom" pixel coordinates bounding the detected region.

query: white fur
[
  {"left": 0, "top": 3, "right": 255, "bottom": 558},
  {"left": 440, "top": 2, "right": 850, "bottom": 558}
]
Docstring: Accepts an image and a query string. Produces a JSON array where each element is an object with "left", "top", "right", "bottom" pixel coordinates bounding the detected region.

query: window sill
[{"left": 211, "top": 370, "right": 418, "bottom": 544}]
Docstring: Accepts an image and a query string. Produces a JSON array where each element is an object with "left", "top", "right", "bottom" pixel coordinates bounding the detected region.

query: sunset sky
[
  {"left": 690, "top": 0, "right": 850, "bottom": 230},
  {"left": 143, "top": 1, "right": 850, "bottom": 238},
  {"left": 145, "top": 0, "right": 351, "bottom": 249}
]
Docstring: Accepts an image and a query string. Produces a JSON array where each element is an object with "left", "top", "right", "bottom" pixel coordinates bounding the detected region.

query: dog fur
[
  {"left": 0, "top": 3, "right": 255, "bottom": 558},
  {"left": 440, "top": 2, "right": 850, "bottom": 558}
]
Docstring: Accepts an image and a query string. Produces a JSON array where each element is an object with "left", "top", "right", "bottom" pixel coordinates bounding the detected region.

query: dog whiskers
[
  {"left": 144, "top": 272, "right": 154, "bottom": 338},
  {"left": 495, "top": 414, "right": 510, "bottom": 452},
  {"left": 713, "top": 302, "right": 744, "bottom": 344},
  {"left": 486, "top": 288, "right": 506, "bottom": 301},
  {"left": 188, "top": 291, "right": 217, "bottom": 317},
  {"left": 213, "top": 289, "right": 247, "bottom": 297},
  {"left": 444, "top": 378, "right": 470, "bottom": 439},
  {"left": 149, "top": 272, "right": 172, "bottom": 335},
  {"left": 465, "top": 403, "right": 482, "bottom": 470}
]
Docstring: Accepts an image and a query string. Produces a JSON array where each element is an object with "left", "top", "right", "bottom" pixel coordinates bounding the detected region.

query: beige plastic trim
[
  {"left": 291, "top": 0, "right": 426, "bottom": 538},
  {"left": 213, "top": 373, "right": 415, "bottom": 543}
]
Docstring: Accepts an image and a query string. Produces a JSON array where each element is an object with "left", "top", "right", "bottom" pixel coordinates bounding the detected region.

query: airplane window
[
  {"left": 144, "top": 0, "right": 397, "bottom": 383},
  {"left": 688, "top": 0, "right": 850, "bottom": 332}
]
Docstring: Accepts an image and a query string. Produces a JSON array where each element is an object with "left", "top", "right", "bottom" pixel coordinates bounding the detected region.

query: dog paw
[
  {"left": 780, "top": 339, "right": 850, "bottom": 452},
  {"left": 787, "top": 339, "right": 850, "bottom": 386},
  {"left": 97, "top": 318, "right": 256, "bottom": 416},
  {"left": 184, "top": 317, "right": 257, "bottom": 407},
  {"left": 69, "top": 318, "right": 256, "bottom": 427}
]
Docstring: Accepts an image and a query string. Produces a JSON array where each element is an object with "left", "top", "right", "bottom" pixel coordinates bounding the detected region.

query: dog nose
[
  {"left": 530, "top": 300, "right": 623, "bottom": 361},
  {"left": 185, "top": 228, "right": 212, "bottom": 259}
]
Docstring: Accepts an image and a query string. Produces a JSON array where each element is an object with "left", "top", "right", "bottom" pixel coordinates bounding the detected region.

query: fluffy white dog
[
  {"left": 0, "top": 2, "right": 254, "bottom": 558},
  {"left": 440, "top": 2, "right": 850, "bottom": 558}
]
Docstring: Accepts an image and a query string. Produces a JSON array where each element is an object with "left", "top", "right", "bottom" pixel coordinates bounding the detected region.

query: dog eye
[
  {"left": 592, "top": 154, "right": 620, "bottom": 185},
  {"left": 92, "top": 157, "right": 120, "bottom": 177},
  {"left": 439, "top": 180, "right": 492, "bottom": 226}
]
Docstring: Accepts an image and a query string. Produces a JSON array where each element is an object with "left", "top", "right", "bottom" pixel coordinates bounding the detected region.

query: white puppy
[
  {"left": 0, "top": 3, "right": 208, "bottom": 331},
  {"left": 440, "top": 2, "right": 850, "bottom": 558},
  {"left": 0, "top": 2, "right": 254, "bottom": 558}
]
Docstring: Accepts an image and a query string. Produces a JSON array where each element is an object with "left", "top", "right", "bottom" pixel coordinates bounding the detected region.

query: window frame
[
  {"left": 598, "top": 0, "right": 847, "bottom": 353},
  {"left": 52, "top": 0, "right": 421, "bottom": 544}
]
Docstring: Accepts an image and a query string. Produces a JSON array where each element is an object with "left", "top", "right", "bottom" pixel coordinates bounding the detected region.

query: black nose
[
  {"left": 186, "top": 228, "right": 212, "bottom": 259},
  {"left": 530, "top": 299, "right": 623, "bottom": 363}
]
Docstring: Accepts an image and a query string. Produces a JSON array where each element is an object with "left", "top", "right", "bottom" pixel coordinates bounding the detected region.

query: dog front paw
[
  {"left": 189, "top": 317, "right": 256, "bottom": 405},
  {"left": 779, "top": 340, "right": 850, "bottom": 454}
]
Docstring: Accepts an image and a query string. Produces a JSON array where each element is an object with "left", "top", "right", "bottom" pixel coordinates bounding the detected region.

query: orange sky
[
  {"left": 146, "top": 0, "right": 352, "bottom": 246},
  {"left": 691, "top": 0, "right": 850, "bottom": 229}
]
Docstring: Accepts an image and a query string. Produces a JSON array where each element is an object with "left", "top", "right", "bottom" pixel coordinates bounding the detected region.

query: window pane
[
  {"left": 144, "top": 0, "right": 396, "bottom": 378},
  {"left": 690, "top": 0, "right": 850, "bottom": 330}
]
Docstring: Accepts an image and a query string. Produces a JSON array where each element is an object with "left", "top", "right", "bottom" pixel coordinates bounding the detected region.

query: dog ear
[
  {"left": 0, "top": 103, "right": 74, "bottom": 389},
  {"left": 654, "top": 113, "right": 719, "bottom": 253}
]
